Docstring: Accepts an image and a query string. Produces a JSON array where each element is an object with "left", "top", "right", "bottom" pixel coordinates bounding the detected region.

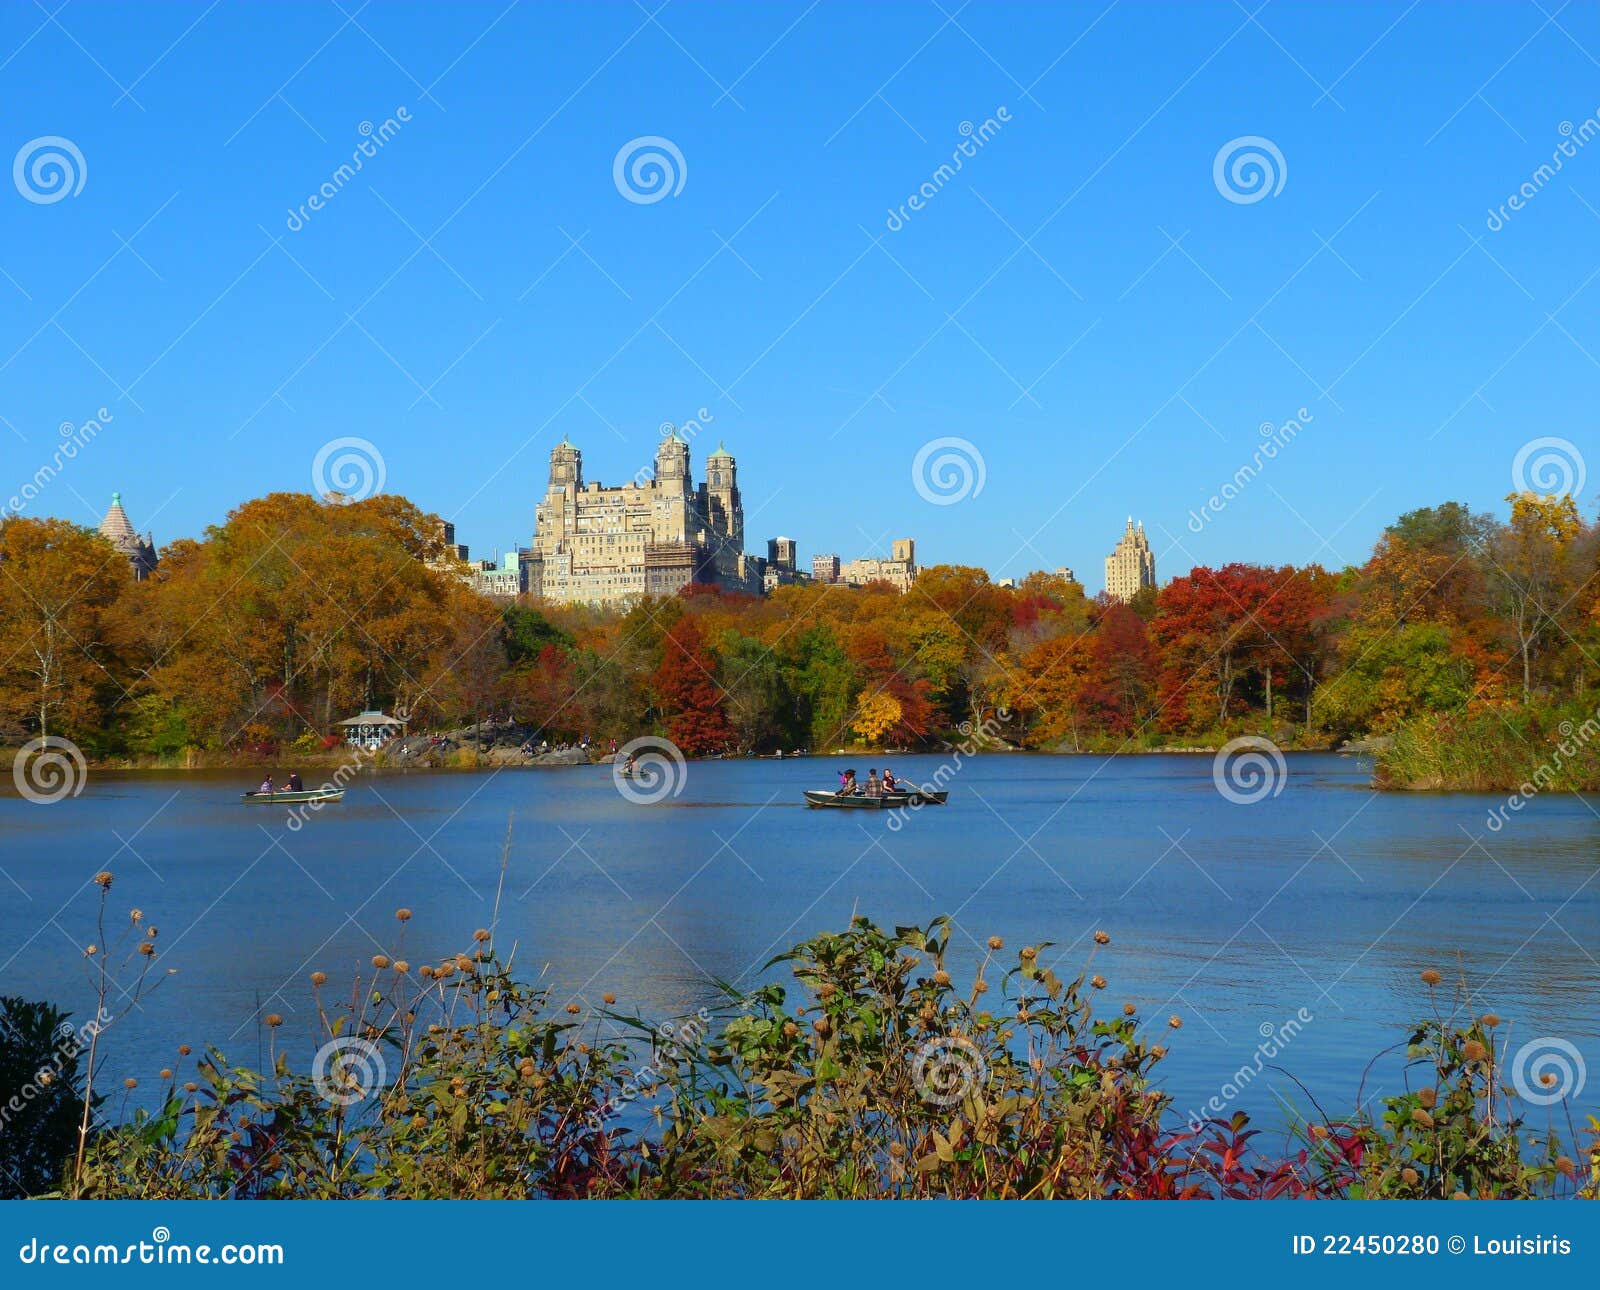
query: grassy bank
[
  {"left": 1375, "top": 703, "right": 1600, "bottom": 792},
  {"left": 8, "top": 878, "right": 1595, "bottom": 1200}
]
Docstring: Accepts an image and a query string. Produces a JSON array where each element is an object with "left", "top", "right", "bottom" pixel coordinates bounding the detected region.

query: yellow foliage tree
[{"left": 851, "top": 691, "right": 902, "bottom": 744}]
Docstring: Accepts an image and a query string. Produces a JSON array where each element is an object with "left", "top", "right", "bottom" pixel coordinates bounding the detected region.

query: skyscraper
[{"left": 1104, "top": 517, "right": 1155, "bottom": 602}]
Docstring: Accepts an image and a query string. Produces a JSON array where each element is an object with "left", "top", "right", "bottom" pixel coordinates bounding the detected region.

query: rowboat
[
  {"left": 240, "top": 788, "right": 346, "bottom": 804},
  {"left": 803, "top": 788, "right": 948, "bottom": 809}
]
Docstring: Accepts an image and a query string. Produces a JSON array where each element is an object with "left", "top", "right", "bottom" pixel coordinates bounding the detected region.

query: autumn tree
[
  {"left": 1362, "top": 502, "right": 1490, "bottom": 627},
  {"left": 1150, "top": 564, "right": 1281, "bottom": 731},
  {"left": 0, "top": 517, "right": 131, "bottom": 742},
  {"left": 1007, "top": 631, "right": 1096, "bottom": 749},
  {"left": 1086, "top": 602, "right": 1153, "bottom": 734},
  {"left": 653, "top": 614, "right": 734, "bottom": 755},
  {"left": 718, "top": 630, "right": 790, "bottom": 753},
  {"left": 851, "top": 692, "right": 903, "bottom": 744},
  {"left": 1485, "top": 492, "right": 1583, "bottom": 703}
]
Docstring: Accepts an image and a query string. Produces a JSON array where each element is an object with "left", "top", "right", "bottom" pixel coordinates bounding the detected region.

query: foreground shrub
[
  {"left": 0, "top": 997, "right": 96, "bottom": 1199},
  {"left": 45, "top": 879, "right": 1600, "bottom": 1200}
]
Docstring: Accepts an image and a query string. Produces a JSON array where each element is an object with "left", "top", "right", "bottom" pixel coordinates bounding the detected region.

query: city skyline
[
  {"left": 74, "top": 467, "right": 1156, "bottom": 601},
  {"left": 6, "top": 6, "right": 1600, "bottom": 594},
  {"left": 56, "top": 430, "right": 1584, "bottom": 603}
]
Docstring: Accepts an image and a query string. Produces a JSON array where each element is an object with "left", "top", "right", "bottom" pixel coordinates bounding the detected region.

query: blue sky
[{"left": 3, "top": 0, "right": 1599, "bottom": 591}]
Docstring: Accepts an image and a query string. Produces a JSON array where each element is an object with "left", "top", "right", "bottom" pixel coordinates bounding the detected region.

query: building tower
[
  {"left": 98, "top": 492, "right": 158, "bottom": 580},
  {"left": 701, "top": 442, "right": 743, "bottom": 577},
  {"left": 548, "top": 435, "right": 582, "bottom": 491},
  {"left": 655, "top": 429, "right": 689, "bottom": 492},
  {"left": 1104, "top": 517, "right": 1156, "bottom": 602},
  {"left": 768, "top": 536, "right": 797, "bottom": 572}
]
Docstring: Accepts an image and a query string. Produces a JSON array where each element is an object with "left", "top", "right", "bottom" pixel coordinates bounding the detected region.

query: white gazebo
[{"left": 336, "top": 709, "right": 407, "bottom": 751}]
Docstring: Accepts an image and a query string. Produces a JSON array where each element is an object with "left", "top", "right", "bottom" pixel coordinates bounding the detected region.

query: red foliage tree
[
  {"left": 653, "top": 615, "right": 735, "bottom": 755},
  {"left": 1150, "top": 564, "right": 1281, "bottom": 732},
  {"left": 1082, "top": 602, "right": 1153, "bottom": 733},
  {"left": 509, "top": 644, "right": 583, "bottom": 738}
]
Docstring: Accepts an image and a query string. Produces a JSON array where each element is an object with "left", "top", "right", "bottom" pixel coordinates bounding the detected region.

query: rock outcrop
[{"left": 378, "top": 721, "right": 598, "bottom": 768}]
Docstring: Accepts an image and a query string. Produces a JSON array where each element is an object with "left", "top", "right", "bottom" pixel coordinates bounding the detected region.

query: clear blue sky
[{"left": 4, "top": 1, "right": 1598, "bottom": 592}]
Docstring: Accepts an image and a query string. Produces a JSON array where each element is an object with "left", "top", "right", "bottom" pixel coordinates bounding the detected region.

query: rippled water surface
[{"left": 3, "top": 753, "right": 1596, "bottom": 1129}]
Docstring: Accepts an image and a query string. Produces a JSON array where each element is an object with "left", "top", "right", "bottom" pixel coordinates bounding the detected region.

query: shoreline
[{"left": 6, "top": 743, "right": 1365, "bottom": 775}]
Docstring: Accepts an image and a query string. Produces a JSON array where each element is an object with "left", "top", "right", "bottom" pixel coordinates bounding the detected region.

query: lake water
[{"left": 3, "top": 752, "right": 1597, "bottom": 1136}]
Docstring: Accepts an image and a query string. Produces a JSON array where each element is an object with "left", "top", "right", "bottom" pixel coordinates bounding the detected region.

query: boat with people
[
  {"left": 805, "top": 765, "right": 945, "bottom": 808},
  {"left": 240, "top": 788, "right": 345, "bottom": 804},
  {"left": 803, "top": 787, "right": 948, "bottom": 809},
  {"left": 240, "top": 772, "right": 343, "bottom": 805}
]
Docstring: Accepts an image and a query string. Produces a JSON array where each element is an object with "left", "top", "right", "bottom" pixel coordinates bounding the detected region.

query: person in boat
[
  {"left": 881, "top": 767, "right": 898, "bottom": 794},
  {"left": 286, "top": 771, "right": 303, "bottom": 792},
  {"left": 257, "top": 774, "right": 274, "bottom": 796},
  {"left": 865, "top": 769, "right": 881, "bottom": 797},
  {"left": 838, "top": 768, "right": 858, "bottom": 796}
]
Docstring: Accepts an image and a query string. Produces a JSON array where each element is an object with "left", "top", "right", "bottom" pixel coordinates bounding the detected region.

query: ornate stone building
[
  {"left": 99, "top": 493, "right": 158, "bottom": 580},
  {"left": 1104, "top": 517, "right": 1155, "bottom": 602},
  {"left": 767, "top": 537, "right": 797, "bottom": 572},
  {"left": 841, "top": 539, "right": 917, "bottom": 592},
  {"left": 528, "top": 434, "right": 757, "bottom": 606}
]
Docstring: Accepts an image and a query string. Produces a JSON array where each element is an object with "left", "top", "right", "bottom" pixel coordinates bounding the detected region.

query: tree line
[{"left": 0, "top": 489, "right": 1595, "bottom": 761}]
